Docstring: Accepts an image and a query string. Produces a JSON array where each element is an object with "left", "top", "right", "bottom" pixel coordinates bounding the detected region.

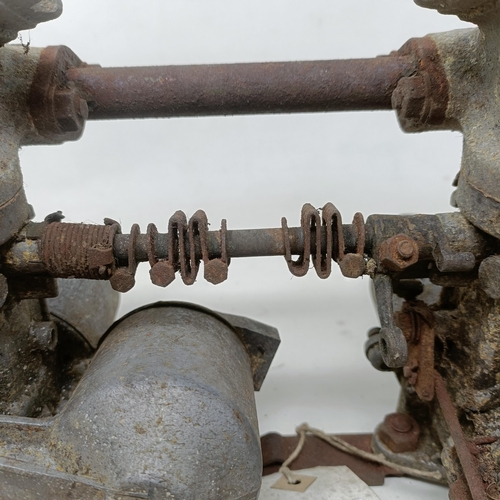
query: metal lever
[{"left": 373, "top": 274, "right": 408, "bottom": 368}]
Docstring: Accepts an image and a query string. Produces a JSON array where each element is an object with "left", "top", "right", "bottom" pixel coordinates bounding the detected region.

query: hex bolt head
[
  {"left": 204, "top": 259, "right": 228, "bottom": 285},
  {"left": 379, "top": 234, "right": 419, "bottom": 272},
  {"left": 110, "top": 268, "right": 136, "bottom": 293},
  {"left": 391, "top": 75, "right": 432, "bottom": 131},
  {"left": 149, "top": 261, "right": 176, "bottom": 288},
  {"left": 392, "top": 76, "right": 426, "bottom": 118},
  {"left": 378, "top": 413, "right": 420, "bottom": 453},
  {"left": 339, "top": 253, "right": 366, "bottom": 279},
  {"left": 53, "top": 87, "right": 89, "bottom": 133}
]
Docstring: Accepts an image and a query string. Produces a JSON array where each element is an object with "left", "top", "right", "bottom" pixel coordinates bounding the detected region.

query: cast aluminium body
[{"left": 0, "top": 302, "right": 265, "bottom": 499}]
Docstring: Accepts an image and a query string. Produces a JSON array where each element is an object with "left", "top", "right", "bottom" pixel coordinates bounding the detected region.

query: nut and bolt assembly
[
  {"left": 379, "top": 234, "right": 419, "bottom": 272},
  {"left": 379, "top": 413, "right": 421, "bottom": 454}
]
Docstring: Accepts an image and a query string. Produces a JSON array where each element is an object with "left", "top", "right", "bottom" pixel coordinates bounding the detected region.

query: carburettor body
[{"left": 5, "top": 1, "right": 500, "bottom": 499}]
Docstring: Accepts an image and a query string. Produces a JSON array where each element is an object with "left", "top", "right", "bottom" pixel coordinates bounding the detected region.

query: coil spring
[
  {"left": 42, "top": 221, "right": 120, "bottom": 280},
  {"left": 281, "top": 202, "right": 365, "bottom": 279},
  {"left": 41, "top": 203, "right": 365, "bottom": 293},
  {"left": 108, "top": 210, "right": 229, "bottom": 293}
]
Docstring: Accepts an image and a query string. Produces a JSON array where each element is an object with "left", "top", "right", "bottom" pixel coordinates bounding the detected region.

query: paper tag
[
  {"left": 259, "top": 466, "right": 381, "bottom": 499},
  {"left": 271, "top": 473, "right": 317, "bottom": 492}
]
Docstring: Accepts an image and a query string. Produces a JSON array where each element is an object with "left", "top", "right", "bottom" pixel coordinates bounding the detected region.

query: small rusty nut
[
  {"left": 204, "top": 259, "right": 228, "bottom": 285},
  {"left": 379, "top": 413, "right": 420, "bottom": 453},
  {"left": 339, "top": 253, "right": 366, "bottom": 279},
  {"left": 149, "top": 261, "right": 176, "bottom": 287},
  {"left": 379, "top": 234, "right": 419, "bottom": 272},
  {"left": 53, "top": 87, "right": 89, "bottom": 133},
  {"left": 109, "top": 268, "right": 136, "bottom": 293}
]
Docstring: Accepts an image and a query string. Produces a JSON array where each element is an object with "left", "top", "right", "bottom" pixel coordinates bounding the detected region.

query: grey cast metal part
[
  {"left": 0, "top": 0, "right": 62, "bottom": 46},
  {"left": 0, "top": 303, "right": 265, "bottom": 500},
  {"left": 395, "top": 2, "right": 500, "bottom": 239},
  {"left": 46, "top": 278, "right": 120, "bottom": 349}
]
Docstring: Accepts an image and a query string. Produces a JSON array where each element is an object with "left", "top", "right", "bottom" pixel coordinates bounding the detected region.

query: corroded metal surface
[
  {"left": 435, "top": 373, "right": 488, "bottom": 500},
  {"left": 261, "top": 432, "right": 401, "bottom": 486},
  {"left": 66, "top": 56, "right": 415, "bottom": 119},
  {"left": 9, "top": 204, "right": 367, "bottom": 291}
]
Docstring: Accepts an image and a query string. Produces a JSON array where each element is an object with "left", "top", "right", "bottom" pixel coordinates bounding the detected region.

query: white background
[{"left": 18, "top": 2, "right": 469, "bottom": 498}]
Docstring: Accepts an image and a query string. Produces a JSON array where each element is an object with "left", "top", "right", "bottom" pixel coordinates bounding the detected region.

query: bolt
[
  {"left": 339, "top": 253, "right": 366, "bottom": 279},
  {"left": 109, "top": 268, "right": 136, "bottom": 293},
  {"left": 378, "top": 412, "right": 420, "bottom": 453},
  {"left": 392, "top": 76, "right": 427, "bottom": 121},
  {"left": 390, "top": 413, "right": 413, "bottom": 433},
  {"left": 53, "top": 87, "right": 89, "bottom": 133},
  {"left": 397, "top": 240, "right": 415, "bottom": 260},
  {"left": 379, "top": 234, "right": 419, "bottom": 272},
  {"left": 204, "top": 259, "right": 228, "bottom": 285},
  {"left": 150, "top": 261, "right": 176, "bottom": 287}
]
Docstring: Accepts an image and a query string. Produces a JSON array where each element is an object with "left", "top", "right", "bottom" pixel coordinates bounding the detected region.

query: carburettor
[{"left": 2, "top": 1, "right": 500, "bottom": 499}]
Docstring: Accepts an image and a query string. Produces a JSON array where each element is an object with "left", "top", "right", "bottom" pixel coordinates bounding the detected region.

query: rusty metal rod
[
  {"left": 435, "top": 372, "right": 488, "bottom": 500},
  {"left": 67, "top": 57, "right": 414, "bottom": 119},
  {"left": 0, "top": 224, "right": 359, "bottom": 275},
  {"left": 112, "top": 225, "right": 359, "bottom": 264}
]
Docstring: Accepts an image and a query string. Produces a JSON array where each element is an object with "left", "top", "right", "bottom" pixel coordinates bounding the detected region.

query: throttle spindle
[{"left": 36, "top": 203, "right": 366, "bottom": 293}]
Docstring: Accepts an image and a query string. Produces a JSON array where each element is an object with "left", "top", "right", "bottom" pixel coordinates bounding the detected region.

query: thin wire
[{"left": 279, "top": 422, "right": 444, "bottom": 484}]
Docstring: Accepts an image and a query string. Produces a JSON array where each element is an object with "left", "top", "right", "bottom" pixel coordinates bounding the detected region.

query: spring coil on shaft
[
  {"left": 42, "top": 221, "right": 120, "bottom": 280},
  {"left": 145, "top": 210, "right": 229, "bottom": 290},
  {"left": 281, "top": 202, "right": 366, "bottom": 279},
  {"left": 40, "top": 203, "right": 365, "bottom": 293}
]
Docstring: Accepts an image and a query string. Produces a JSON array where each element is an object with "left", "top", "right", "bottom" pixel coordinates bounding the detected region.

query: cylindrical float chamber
[{"left": 51, "top": 302, "right": 262, "bottom": 499}]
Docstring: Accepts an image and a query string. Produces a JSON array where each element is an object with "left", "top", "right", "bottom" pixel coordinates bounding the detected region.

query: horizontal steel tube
[
  {"left": 67, "top": 57, "right": 414, "bottom": 119},
  {"left": 113, "top": 225, "right": 359, "bottom": 264},
  {"left": 1, "top": 225, "right": 359, "bottom": 275}
]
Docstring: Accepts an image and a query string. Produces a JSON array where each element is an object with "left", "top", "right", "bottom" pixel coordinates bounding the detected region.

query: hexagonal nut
[
  {"left": 379, "top": 413, "right": 420, "bottom": 453},
  {"left": 109, "top": 268, "right": 136, "bottom": 293},
  {"left": 392, "top": 76, "right": 427, "bottom": 119},
  {"left": 379, "top": 234, "right": 419, "bottom": 272},
  {"left": 218, "top": 312, "right": 280, "bottom": 391},
  {"left": 53, "top": 87, "right": 89, "bottom": 133},
  {"left": 204, "top": 259, "right": 228, "bottom": 285},
  {"left": 339, "top": 253, "right": 366, "bottom": 279},
  {"left": 149, "top": 261, "right": 176, "bottom": 288}
]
